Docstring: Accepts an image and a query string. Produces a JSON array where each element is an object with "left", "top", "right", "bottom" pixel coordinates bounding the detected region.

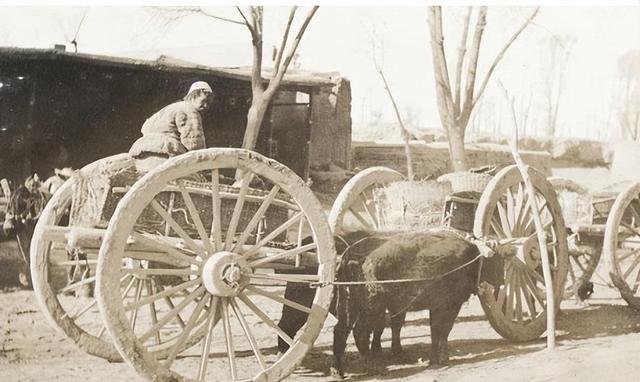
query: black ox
[{"left": 277, "top": 230, "right": 504, "bottom": 378}]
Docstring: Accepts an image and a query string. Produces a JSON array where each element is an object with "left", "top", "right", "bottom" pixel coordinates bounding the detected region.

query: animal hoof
[
  {"left": 391, "top": 345, "right": 403, "bottom": 355},
  {"left": 329, "top": 367, "right": 345, "bottom": 380}
]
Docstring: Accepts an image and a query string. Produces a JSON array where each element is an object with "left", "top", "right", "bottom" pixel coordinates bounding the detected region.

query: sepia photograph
[{"left": 0, "top": 1, "right": 639, "bottom": 381}]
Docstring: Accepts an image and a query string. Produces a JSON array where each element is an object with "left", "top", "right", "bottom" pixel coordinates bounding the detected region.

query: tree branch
[
  {"left": 426, "top": 6, "right": 455, "bottom": 120},
  {"left": 249, "top": 6, "right": 264, "bottom": 94},
  {"left": 236, "top": 6, "right": 255, "bottom": 36},
  {"left": 152, "top": 6, "right": 246, "bottom": 26},
  {"left": 471, "top": 7, "right": 540, "bottom": 109},
  {"left": 377, "top": 67, "right": 415, "bottom": 179},
  {"left": 460, "top": 6, "right": 487, "bottom": 123},
  {"left": 268, "top": 6, "right": 319, "bottom": 92},
  {"left": 453, "top": 6, "right": 472, "bottom": 115},
  {"left": 274, "top": 7, "right": 297, "bottom": 73}
]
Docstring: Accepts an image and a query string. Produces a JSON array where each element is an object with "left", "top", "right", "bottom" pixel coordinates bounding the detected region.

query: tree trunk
[
  {"left": 447, "top": 123, "right": 467, "bottom": 172},
  {"left": 242, "top": 94, "right": 270, "bottom": 151}
]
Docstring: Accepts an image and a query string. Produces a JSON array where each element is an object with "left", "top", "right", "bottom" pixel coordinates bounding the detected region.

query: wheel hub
[{"left": 201, "top": 251, "right": 249, "bottom": 296}]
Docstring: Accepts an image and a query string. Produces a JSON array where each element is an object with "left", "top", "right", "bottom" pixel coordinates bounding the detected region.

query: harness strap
[{"left": 310, "top": 252, "right": 483, "bottom": 288}]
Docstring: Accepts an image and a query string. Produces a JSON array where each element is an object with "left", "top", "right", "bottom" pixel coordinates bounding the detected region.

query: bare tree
[
  {"left": 616, "top": 50, "right": 640, "bottom": 140},
  {"left": 540, "top": 34, "right": 575, "bottom": 137},
  {"left": 370, "top": 30, "right": 415, "bottom": 180},
  {"left": 151, "top": 6, "right": 318, "bottom": 151},
  {"left": 426, "top": 6, "right": 539, "bottom": 171}
]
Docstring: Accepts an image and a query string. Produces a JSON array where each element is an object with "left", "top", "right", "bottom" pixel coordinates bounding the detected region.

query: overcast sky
[{"left": 0, "top": 5, "right": 638, "bottom": 140}]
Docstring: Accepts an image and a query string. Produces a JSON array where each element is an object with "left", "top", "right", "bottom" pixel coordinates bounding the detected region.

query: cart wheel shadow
[{"left": 294, "top": 303, "right": 640, "bottom": 381}]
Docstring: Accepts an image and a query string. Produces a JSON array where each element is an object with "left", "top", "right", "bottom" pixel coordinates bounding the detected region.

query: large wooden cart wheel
[
  {"left": 97, "top": 148, "right": 335, "bottom": 382},
  {"left": 474, "top": 165, "right": 569, "bottom": 342},
  {"left": 548, "top": 177, "right": 601, "bottom": 299},
  {"left": 329, "top": 166, "right": 403, "bottom": 233},
  {"left": 30, "top": 154, "right": 128, "bottom": 360},
  {"left": 603, "top": 182, "right": 640, "bottom": 309}
]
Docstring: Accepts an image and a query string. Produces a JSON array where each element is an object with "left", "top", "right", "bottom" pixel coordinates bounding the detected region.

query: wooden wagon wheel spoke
[
  {"left": 513, "top": 271, "right": 524, "bottom": 322},
  {"left": 506, "top": 188, "right": 516, "bottom": 233},
  {"left": 144, "top": 280, "right": 162, "bottom": 345},
  {"left": 129, "top": 278, "right": 144, "bottom": 329},
  {"left": 617, "top": 248, "right": 640, "bottom": 263},
  {"left": 496, "top": 201, "right": 513, "bottom": 238},
  {"left": 245, "top": 285, "right": 312, "bottom": 314},
  {"left": 124, "top": 278, "right": 201, "bottom": 312},
  {"left": 229, "top": 297, "right": 267, "bottom": 371},
  {"left": 524, "top": 200, "right": 549, "bottom": 236},
  {"left": 504, "top": 266, "right": 516, "bottom": 319},
  {"left": 233, "top": 185, "right": 281, "bottom": 252},
  {"left": 221, "top": 298, "right": 238, "bottom": 381},
  {"left": 348, "top": 207, "right": 374, "bottom": 229},
  {"left": 179, "top": 186, "right": 215, "bottom": 256},
  {"left": 622, "top": 252, "right": 640, "bottom": 280},
  {"left": 164, "top": 293, "right": 211, "bottom": 367},
  {"left": 490, "top": 215, "right": 508, "bottom": 239},
  {"left": 359, "top": 193, "right": 380, "bottom": 229},
  {"left": 160, "top": 295, "right": 187, "bottom": 329},
  {"left": 521, "top": 270, "right": 538, "bottom": 318},
  {"left": 124, "top": 268, "right": 198, "bottom": 277},
  {"left": 128, "top": 232, "right": 200, "bottom": 266},
  {"left": 151, "top": 199, "right": 204, "bottom": 255},
  {"left": 225, "top": 173, "right": 253, "bottom": 251},
  {"left": 628, "top": 202, "right": 640, "bottom": 223},
  {"left": 237, "top": 292, "right": 294, "bottom": 347},
  {"left": 519, "top": 270, "right": 547, "bottom": 308},
  {"left": 210, "top": 169, "right": 223, "bottom": 252},
  {"left": 248, "top": 243, "right": 317, "bottom": 268},
  {"left": 242, "top": 211, "right": 305, "bottom": 258},
  {"left": 620, "top": 221, "right": 640, "bottom": 238},
  {"left": 571, "top": 253, "right": 590, "bottom": 274},
  {"left": 53, "top": 259, "right": 99, "bottom": 267},
  {"left": 567, "top": 257, "right": 578, "bottom": 284},
  {"left": 139, "top": 286, "right": 206, "bottom": 343},
  {"left": 64, "top": 274, "right": 133, "bottom": 320},
  {"left": 57, "top": 275, "right": 96, "bottom": 295},
  {"left": 96, "top": 324, "right": 107, "bottom": 339},
  {"left": 197, "top": 296, "right": 219, "bottom": 381},
  {"left": 512, "top": 184, "right": 525, "bottom": 233},
  {"left": 515, "top": 190, "right": 531, "bottom": 230}
]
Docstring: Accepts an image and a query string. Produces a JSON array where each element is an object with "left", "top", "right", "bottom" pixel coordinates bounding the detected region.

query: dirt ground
[{"left": 2, "top": 167, "right": 640, "bottom": 381}]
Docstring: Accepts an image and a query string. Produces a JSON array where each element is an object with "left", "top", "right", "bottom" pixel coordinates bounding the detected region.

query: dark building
[{"left": 0, "top": 47, "right": 351, "bottom": 183}]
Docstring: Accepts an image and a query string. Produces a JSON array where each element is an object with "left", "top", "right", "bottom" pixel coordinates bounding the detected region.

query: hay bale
[{"left": 374, "top": 180, "right": 451, "bottom": 230}]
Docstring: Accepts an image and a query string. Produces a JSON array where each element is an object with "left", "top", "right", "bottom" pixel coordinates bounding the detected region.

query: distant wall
[
  {"left": 352, "top": 141, "right": 552, "bottom": 179},
  {"left": 309, "top": 78, "right": 352, "bottom": 170}
]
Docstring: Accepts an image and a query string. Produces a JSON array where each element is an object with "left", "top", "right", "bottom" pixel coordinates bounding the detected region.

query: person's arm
[{"left": 175, "top": 109, "right": 206, "bottom": 151}]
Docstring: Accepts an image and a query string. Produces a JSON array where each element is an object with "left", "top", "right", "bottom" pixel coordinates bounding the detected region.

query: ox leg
[
  {"left": 370, "top": 311, "right": 385, "bottom": 353},
  {"left": 429, "top": 303, "right": 462, "bottom": 366},
  {"left": 331, "top": 316, "right": 350, "bottom": 379},
  {"left": 390, "top": 311, "right": 406, "bottom": 355},
  {"left": 277, "top": 283, "right": 315, "bottom": 354}
]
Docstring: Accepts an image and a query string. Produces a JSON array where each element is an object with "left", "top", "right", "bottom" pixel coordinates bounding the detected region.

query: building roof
[{"left": 0, "top": 47, "right": 342, "bottom": 88}]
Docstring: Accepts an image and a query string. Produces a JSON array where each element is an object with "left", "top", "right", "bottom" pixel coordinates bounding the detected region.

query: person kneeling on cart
[{"left": 129, "top": 81, "right": 214, "bottom": 172}]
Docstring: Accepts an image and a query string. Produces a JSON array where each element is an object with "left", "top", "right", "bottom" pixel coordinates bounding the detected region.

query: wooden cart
[
  {"left": 31, "top": 148, "right": 335, "bottom": 381},
  {"left": 329, "top": 165, "right": 569, "bottom": 342}
]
